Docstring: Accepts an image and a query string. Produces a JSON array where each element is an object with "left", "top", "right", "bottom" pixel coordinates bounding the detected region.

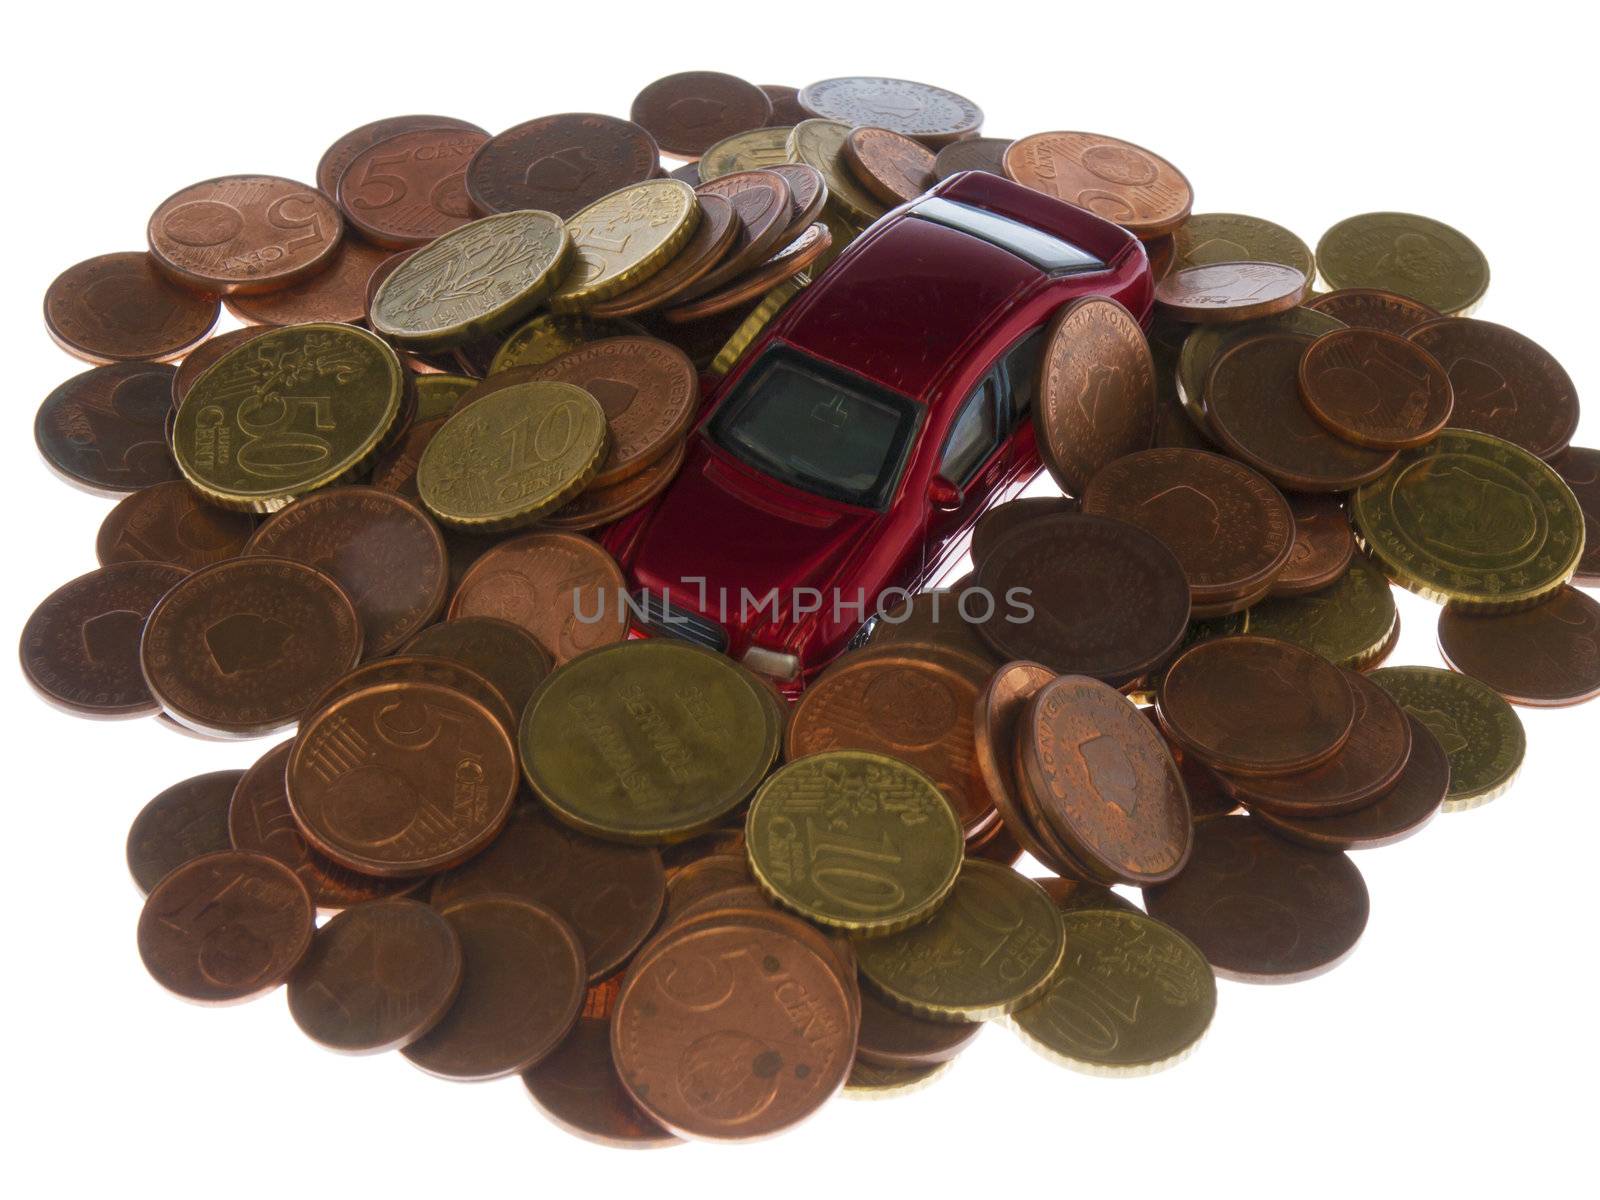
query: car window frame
[{"left": 936, "top": 323, "right": 1048, "bottom": 485}]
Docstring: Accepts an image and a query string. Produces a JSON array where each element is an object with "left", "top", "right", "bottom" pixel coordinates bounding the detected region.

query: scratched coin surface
[
  {"left": 1171, "top": 213, "right": 1314, "bottom": 279},
  {"left": 549, "top": 179, "right": 701, "bottom": 311},
  {"left": 521, "top": 640, "right": 780, "bottom": 843},
  {"left": 126, "top": 770, "right": 245, "bottom": 895},
  {"left": 1368, "top": 666, "right": 1525, "bottom": 810},
  {"left": 1246, "top": 556, "right": 1399, "bottom": 670},
  {"left": 288, "top": 898, "right": 462, "bottom": 1053},
  {"left": 844, "top": 126, "right": 937, "bottom": 205},
  {"left": 1437, "top": 587, "right": 1600, "bottom": 707},
  {"left": 147, "top": 175, "right": 342, "bottom": 295},
  {"left": 1143, "top": 816, "right": 1369, "bottom": 983},
  {"left": 1316, "top": 212, "right": 1489, "bottom": 315},
  {"left": 137, "top": 850, "right": 314, "bottom": 1003},
  {"left": 44, "top": 251, "right": 217, "bottom": 364},
  {"left": 430, "top": 805, "right": 665, "bottom": 980},
  {"left": 856, "top": 861, "right": 1065, "bottom": 1021},
  {"left": 402, "top": 895, "right": 585, "bottom": 1080},
  {"left": 224, "top": 238, "right": 392, "bottom": 327},
  {"left": 1552, "top": 447, "right": 1600, "bottom": 584},
  {"left": 855, "top": 986, "right": 980, "bottom": 1069},
  {"left": 522, "top": 1018, "right": 681, "bottom": 1148},
  {"left": 1155, "top": 262, "right": 1308, "bottom": 324},
  {"left": 1033, "top": 297, "right": 1156, "bottom": 496},
  {"left": 287, "top": 680, "right": 517, "bottom": 875},
  {"left": 1010, "top": 908, "right": 1215, "bottom": 1076},
  {"left": 1272, "top": 494, "right": 1355, "bottom": 597},
  {"left": 140, "top": 556, "right": 361, "bottom": 737},
  {"left": 467, "top": 113, "right": 659, "bottom": 219},
  {"left": 402, "top": 617, "right": 552, "bottom": 722},
  {"left": 631, "top": 72, "right": 773, "bottom": 158},
  {"left": 1299, "top": 328, "right": 1455, "bottom": 449},
  {"left": 336, "top": 126, "right": 489, "bottom": 247},
  {"left": 798, "top": 76, "right": 983, "bottom": 146},
  {"left": 21, "top": 560, "right": 188, "bottom": 718},
  {"left": 745, "top": 751, "right": 963, "bottom": 935},
  {"left": 1004, "top": 131, "right": 1192, "bottom": 238},
  {"left": 316, "top": 114, "right": 486, "bottom": 196},
  {"left": 35, "top": 362, "right": 179, "bottom": 495},
  {"left": 1306, "top": 288, "right": 1441, "bottom": 336}
]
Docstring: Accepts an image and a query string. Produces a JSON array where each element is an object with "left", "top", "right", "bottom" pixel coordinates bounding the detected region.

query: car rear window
[{"left": 909, "top": 196, "right": 1106, "bottom": 274}]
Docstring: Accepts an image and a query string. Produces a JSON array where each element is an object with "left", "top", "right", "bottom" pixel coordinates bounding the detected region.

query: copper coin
[
  {"left": 244, "top": 486, "right": 447, "bottom": 657},
  {"left": 126, "top": 770, "right": 244, "bottom": 895},
  {"left": 661, "top": 854, "right": 754, "bottom": 925},
  {"left": 933, "top": 137, "right": 1012, "bottom": 181},
  {"left": 287, "top": 680, "right": 517, "bottom": 876},
  {"left": 316, "top": 114, "right": 486, "bottom": 197},
  {"left": 334, "top": 126, "right": 488, "bottom": 248},
  {"left": 665, "top": 883, "right": 776, "bottom": 926},
  {"left": 586, "top": 193, "right": 740, "bottom": 317},
  {"left": 367, "top": 416, "right": 444, "bottom": 501},
  {"left": 403, "top": 615, "right": 553, "bottom": 719},
  {"left": 140, "top": 556, "right": 362, "bottom": 738},
  {"left": 35, "top": 362, "right": 178, "bottom": 495},
  {"left": 1157, "top": 636, "right": 1357, "bottom": 776},
  {"left": 308, "top": 654, "right": 516, "bottom": 739},
  {"left": 447, "top": 531, "right": 628, "bottom": 663},
  {"left": 170, "top": 326, "right": 274, "bottom": 408},
  {"left": 631, "top": 72, "right": 773, "bottom": 158},
  {"left": 1018, "top": 675, "right": 1192, "bottom": 885},
  {"left": 1081, "top": 448, "right": 1294, "bottom": 616},
  {"left": 1305, "top": 288, "right": 1440, "bottom": 336},
  {"left": 844, "top": 127, "right": 936, "bottom": 205},
  {"left": 866, "top": 583, "right": 1000, "bottom": 666},
  {"left": 1004, "top": 131, "right": 1192, "bottom": 238},
  {"left": 224, "top": 236, "right": 393, "bottom": 326},
  {"left": 668, "top": 162, "right": 702, "bottom": 185},
  {"left": 228, "top": 741, "right": 415, "bottom": 910},
  {"left": 612, "top": 917, "right": 855, "bottom": 1140},
  {"left": 466, "top": 113, "right": 659, "bottom": 219},
  {"left": 973, "top": 513, "right": 1191, "bottom": 687},
  {"left": 96, "top": 482, "right": 253, "bottom": 570},
  {"left": 787, "top": 642, "right": 999, "bottom": 836},
  {"left": 970, "top": 496, "right": 1078, "bottom": 564},
  {"left": 1299, "top": 328, "right": 1454, "bottom": 449},
  {"left": 855, "top": 986, "right": 979, "bottom": 1069},
  {"left": 21, "top": 561, "right": 187, "bottom": 718},
  {"left": 287, "top": 898, "right": 462, "bottom": 1053},
  {"left": 147, "top": 175, "right": 342, "bottom": 295},
  {"left": 1155, "top": 262, "right": 1308, "bottom": 324},
  {"left": 1033, "top": 297, "right": 1156, "bottom": 496},
  {"left": 1218, "top": 670, "right": 1412, "bottom": 815},
  {"left": 660, "top": 222, "right": 831, "bottom": 323},
  {"left": 522, "top": 337, "right": 698, "bottom": 487},
  {"left": 137, "top": 850, "right": 314, "bottom": 1004},
  {"left": 44, "top": 251, "right": 217, "bottom": 364},
  {"left": 523, "top": 1018, "right": 681, "bottom": 1148},
  {"left": 402, "top": 895, "right": 586, "bottom": 1080},
  {"left": 1143, "top": 816, "right": 1369, "bottom": 983},
  {"left": 1251, "top": 716, "right": 1448, "bottom": 851},
  {"left": 1206, "top": 333, "right": 1397, "bottom": 492},
  {"left": 670, "top": 170, "right": 793, "bottom": 303},
  {"left": 759, "top": 85, "right": 807, "bottom": 126},
  {"left": 1164, "top": 735, "right": 1240, "bottom": 826},
  {"left": 430, "top": 806, "right": 665, "bottom": 981},
  {"left": 1271, "top": 494, "right": 1355, "bottom": 598},
  {"left": 1437, "top": 586, "right": 1600, "bottom": 707},
  {"left": 661, "top": 826, "right": 748, "bottom": 873},
  {"left": 1553, "top": 447, "right": 1600, "bottom": 585},
  {"left": 797, "top": 77, "right": 983, "bottom": 147},
  {"left": 540, "top": 437, "right": 687, "bottom": 531},
  {"left": 1407, "top": 317, "right": 1579, "bottom": 460}
]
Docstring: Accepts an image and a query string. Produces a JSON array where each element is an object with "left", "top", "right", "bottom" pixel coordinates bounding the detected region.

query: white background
[{"left": 3, "top": 3, "right": 1592, "bottom": 1197}]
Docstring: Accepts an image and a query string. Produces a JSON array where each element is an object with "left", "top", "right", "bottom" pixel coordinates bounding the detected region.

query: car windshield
[{"left": 708, "top": 347, "right": 921, "bottom": 509}]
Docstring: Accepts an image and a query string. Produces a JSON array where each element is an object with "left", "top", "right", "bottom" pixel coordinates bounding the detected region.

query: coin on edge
[{"left": 548, "top": 179, "right": 700, "bottom": 311}]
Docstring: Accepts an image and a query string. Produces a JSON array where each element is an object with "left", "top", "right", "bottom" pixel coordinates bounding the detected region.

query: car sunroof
[{"left": 909, "top": 196, "right": 1106, "bottom": 274}]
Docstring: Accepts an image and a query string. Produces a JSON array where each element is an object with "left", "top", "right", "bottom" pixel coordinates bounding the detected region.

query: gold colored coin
[
  {"left": 1009, "top": 908, "right": 1216, "bottom": 1077},
  {"left": 416, "top": 380, "right": 607, "bottom": 530},
  {"left": 1172, "top": 213, "right": 1314, "bottom": 279},
  {"left": 786, "top": 119, "right": 886, "bottom": 226},
  {"left": 1244, "top": 557, "right": 1398, "bottom": 670},
  {"left": 548, "top": 180, "right": 700, "bottom": 313},
  {"left": 855, "top": 860, "right": 1065, "bottom": 1022},
  {"left": 1176, "top": 307, "right": 1343, "bottom": 437},
  {"left": 699, "top": 126, "right": 793, "bottom": 182},
  {"left": 708, "top": 278, "right": 808, "bottom": 377},
  {"left": 174, "top": 322, "right": 403, "bottom": 512},
  {"left": 370, "top": 210, "right": 571, "bottom": 348},
  {"left": 489, "top": 313, "right": 639, "bottom": 375},
  {"left": 1351, "top": 429, "right": 1583, "bottom": 609},
  {"left": 1316, "top": 212, "right": 1490, "bottom": 315},
  {"left": 746, "top": 751, "right": 963, "bottom": 936},
  {"left": 1369, "top": 666, "right": 1525, "bottom": 811},
  {"left": 520, "top": 640, "right": 781, "bottom": 843},
  {"left": 413, "top": 374, "right": 477, "bottom": 421}
]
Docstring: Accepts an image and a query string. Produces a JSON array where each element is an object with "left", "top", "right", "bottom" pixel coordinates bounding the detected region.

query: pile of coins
[{"left": 20, "top": 68, "right": 1599, "bottom": 1147}]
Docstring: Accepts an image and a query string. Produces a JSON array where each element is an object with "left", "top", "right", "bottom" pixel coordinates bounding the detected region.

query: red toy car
[{"left": 603, "top": 170, "right": 1154, "bottom": 686}]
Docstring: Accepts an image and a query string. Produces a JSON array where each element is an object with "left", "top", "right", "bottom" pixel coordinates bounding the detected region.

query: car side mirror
[{"left": 929, "top": 475, "right": 964, "bottom": 511}]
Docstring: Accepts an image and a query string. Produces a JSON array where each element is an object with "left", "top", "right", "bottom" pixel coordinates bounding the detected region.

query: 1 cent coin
[
  {"left": 35, "top": 362, "right": 178, "bottom": 495},
  {"left": 1271, "top": 494, "right": 1355, "bottom": 597},
  {"left": 1437, "top": 586, "right": 1600, "bottom": 707},
  {"left": 798, "top": 77, "right": 983, "bottom": 147},
  {"left": 1305, "top": 288, "right": 1441, "bottom": 336},
  {"left": 1553, "top": 447, "right": 1600, "bottom": 585},
  {"left": 44, "top": 251, "right": 217, "bottom": 364},
  {"left": 522, "top": 1019, "right": 680, "bottom": 1148},
  {"left": 1004, "top": 131, "right": 1192, "bottom": 238},
  {"left": 1299, "top": 328, "right": 1455, "bottom": 449},
  {"left": 467, "top": 113, "right": 659, "bottom": 219},
  {"left": 148, "top": 175, "right": 342, "bottom": 295},
  {"left": 631, "top": 72, "right": 773, "bottom": 158},
  {"left": 97, "top": 483, "right": 253, "bottom": 570},
  {"left": 1155, "top": 262, "right": 1308, "bottom": 324},
  {"left": 126, "top": 770, "right": 244, "bottom": 895},
  {"left": 844, "top": 127, "right": 936, "bottom": 205}
]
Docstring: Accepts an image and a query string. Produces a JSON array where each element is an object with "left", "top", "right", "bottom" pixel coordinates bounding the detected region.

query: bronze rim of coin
[
  {"left": 446, "top": 531, "right": 629, "bottom": 664},
  {"left": 1436, "top": 586, "right": 1600, "bottom": 707},
  {"left": 125, "top": 770, "right": 243, "bottom": 895},
  {"left": 316, "top": 114, "right": 486, "bottom": 197},
  {"left": 855, "top": 986, "right": 980, "bottom": 1069},
  {"left": 243, "top": 486, "right": 448, "bottom": 657},
  {"left": 1217, "top": 670, "right": 1413, "bottom": 816},
  {"left": 1143, "top": 816, "right": 1370, "bottom": 983},
  {"left": 668, "top": 170, "right": 794, "bottom": 302},
  {"left": 96, "top": 482, "right": 253, "bottom": 570},
  {"left": 224, "top": 236, "right": 393, "bottom": 326},
  {"left": 44, "top": 251, "right": 218, "bottom": 364},
  {"left": 171, "top": 326, "right": 275, "bottom": 407},
  {"left": 1552, "top": 447, "right": 1600, "bottom": 585},
  {"left": 1157, "top": 636, "right": 1357, "bottom": 777},
  {"left": 429, "top": 805, "right": 666, "bottom": 982},
  {"left": 287, "top": 898, "right": 463, "bottom": 1054},
  {"left": 147, "top": 175, "right": 343, "bottom": 295},
  {"left": 1298, "top": 328, "right": 1455, "bottom": 450},
  {"left": 798, "top": 76, "right": 983, "bottom": 147},
  {"left": 1017, "top": 675, "right": 1193, "bottom": 886},
  {"left": 1154, "top": 262, "right": 1308, "bottom": 324},
  {"left": 36, "top": 362, "right": 179, "bottom": 496},
  {"left": 1003, "top": 131, "right": 1192, "bottom": 238},
  {"left": 766, "top": 164, "right": 829, "bottom": 240},
  {"left": 661, "top": 222, "right": 831, "bottom": 323},
  {"left": 1080, "top": 448, "right": 1294, "bottom": 614},
  {"left": 465, "top": 113, "right": 660, "bottom": 219},
  {"left": 402, "top": 895, "right": 586, "bottom": 1080},
  {"left": 540, "top": 438, "right": 687, "bottom": 531},
  {"left": 336, "top": 126, "right": 489, "bottom": 248},
  {"left": 137, "top": 850, "right": 314, "bottom": 1004},
  {"left": 933, "top": 136, "right": 1012, "bottom": 181},
  {"left": 305, "top": 654, "right": 517, "bottom": 737},
  {"left": 522, "top": 1019, "right": 681, "bottom": 1148},
  {"left": 1271, "top": 494, "right": 1356, "bottom": 597},
  {"left": 1205, "top": 333, "right": 1398, "bottom": 492},
  {"left": 585, "top": 193, "right": 740, "bottom": 317},
  {"left": 973, "top": 513, "right": 1192, "bottom": 687},
  {"left": 402, "top": 616, "right": 553, "bottom": 723},
  {"left": 1009, "top": 696, "right": 1123, "bottom": 882},
  {"left": 368, "top": 416, "right": 444, "bottom": 501},
  {"left": 1033, "top": 296, "right": 1156, "bottom": 496},
  {"left": 630, "top": 72, "right": 773, "bottom": 158},
  {"left": 21, "top": 560, "right": 189, "bottom": 718},
  {"left": 970, "top": 496, "right": 1078, "bottom": 564},
  {"left": 843, "top": 127, "right": 937, "bottom": 205},
  {"left": 1305, "top": 288, "right": 1441, "bottom": 336}
]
